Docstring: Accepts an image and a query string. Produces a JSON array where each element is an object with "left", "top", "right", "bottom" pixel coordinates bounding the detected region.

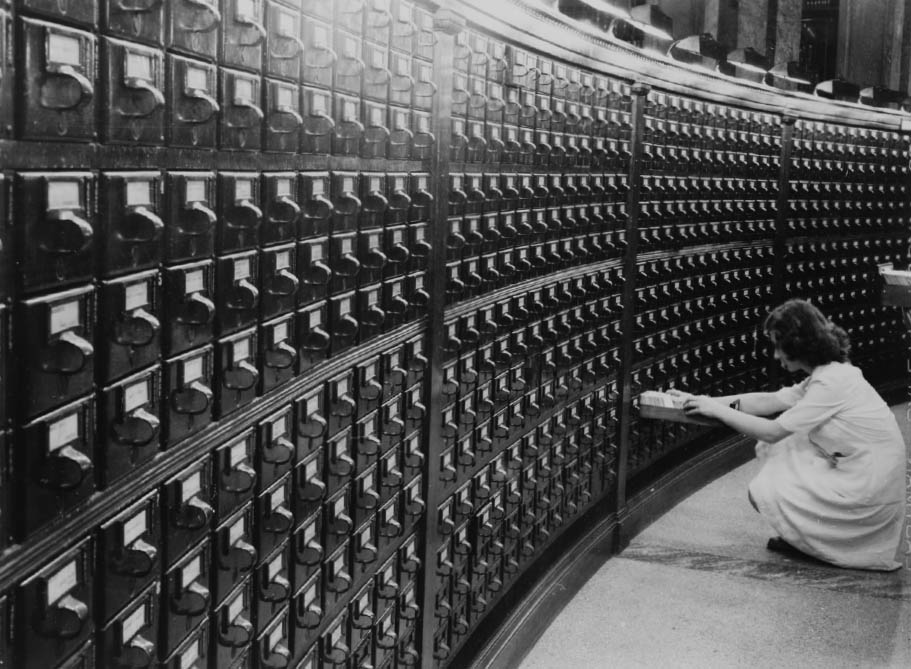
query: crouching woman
[{"left": 672, "top": 299, "right": 907, "bottom": 571}]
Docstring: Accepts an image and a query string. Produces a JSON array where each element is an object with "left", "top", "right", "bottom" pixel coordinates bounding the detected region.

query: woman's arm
[
  {"left": 667, "top": 390, "right": 791, "bottom": 416},
  {"left": 681, "top": 396, "right": 792, "bottom": 443},
  {"left": 714, "top": 392, "right": 792, "bottom": 417}
]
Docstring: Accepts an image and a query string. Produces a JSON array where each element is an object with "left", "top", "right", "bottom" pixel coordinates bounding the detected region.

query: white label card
[
  {"left": 336, "top": 378, "right": 350, "bottom": 397},
  {"left": 229, "top": 441, "right": 247, "bottom": 466},
  {"left": 272, "top": 415, "right": 287, "bottom": 438},
  {"left": 304, "top": 521, "right": 317, "bottom": 545},
  {"left": 124, "top": 380, "right": 149, "bottom": 412},
  {"left": 233, "top": 338, "right": 250, "bottom": 362},
  {"left": 234, "top": 259, "right": 251, "bottom": 281},
  {"left": 126, "top": 53, "right": 152, "bottom": 80},
  {"left": 181, "top": 471, "right": 201, "bottom": 501},
  {"left": 271, "top": 485, "right": 286, "bottom": 510},
  {"left": 121, "top": 603, "right": 147, "bottom": 642},
  {"left": 180, "top": 642, "right": 199, "bottom": 669},
  {"left": 357, "top": 590, "right": 371, "bottom": 615},
  {"left": 186, "top": 66, "right": 208, "bottom": 91},
  {"left": 237, "top": 0, "right": 257, "bottom": 18},
  {"left": 48, "top": 181, "right": 81, "bottom": 210},
  {"left": 268, "top": 553, "right": 283, "bottom": 580},
  {"left": 278, "top": 86, "right": 293, "bottom": 108},
  {"left": 123, "top": 509, "right": 147, "bottom": 546},
  {"left": 125, "top": 281, "right": 149, "bottom": 310},
  {"left": 303, "top": 582, "right": 318, "bottom": 608},
  {"left": 48, "top": 33, "right": 81, "bottom": 66},
  {"left": 310, "top": 92, "right": 327, "bottom": 115},
  {"left": 50, "top": 301, "right": 80, "bottom": 335},
  {"left": 312, "top": 24, "right": 329, "bottom": 48},
  {"left": 183, "top": 356, "right": 203, "bottom": 383},
  {"left": 277, "top": 9, "right": 294, "bottom": 34},
  {"left": 269, "top": 624, "right": 284, "bottom": 650},
  {"left": 235, "top": 78, "right": 254, "bottom": 103},
  {"left": 185, "top": 180, "right": 206, "bottom": 202},
  {"left": 48, "top": 413, "right": 79, "bottom": 452},
  {"left": 308, "top": 310, "right": 321, "bottom": 328},
  {"left": 182, "top": 556, "right": 201, "bottom": 588},
  {"left": 126, "top": 181, "right": 151, "bottom": 206},
  {"left": 273, "top": 322, "right": 288, "bottom": 343},
  {"left": 227, "top": 592, "right": 244, "bottom": 622},
  {"left": 274, "top": 251, "right": 290, "bottom": 270},
  {"left": 235, "top": 180, "right": 252, "bottom": 201},
  {"left": 46, "top": 561, "right": 78, "bottom": 605}
]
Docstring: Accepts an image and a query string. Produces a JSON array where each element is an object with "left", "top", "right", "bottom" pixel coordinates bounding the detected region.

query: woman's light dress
[{"left": 749, "top": 362, "right": 907, "bottom": 571}]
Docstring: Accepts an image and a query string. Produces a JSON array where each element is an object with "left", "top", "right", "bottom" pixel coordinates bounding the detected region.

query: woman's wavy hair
[{"left": 763, "top": 299, "right": 851, "bottom": 367}]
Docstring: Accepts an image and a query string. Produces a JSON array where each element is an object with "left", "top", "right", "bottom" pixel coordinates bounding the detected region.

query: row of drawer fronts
[
  {"left": 7, "top": 518, "right": 422, "bottom": 668},
  {"left": 9, "top": 283, "right": 426, "bottom": 414},
  {"left": 6, "top": 0, "right": 436, "bottom": 58},
  {"left": 4, "top": 162, "right": 899, "bottom": 297},
  {"left": 0, "top": 170, "right": 435, "bottom": 294},
  {"left": 9, "top": 259, "right": 429, "bottom": 398},
  {"left": 6, "top": 337, "right": 429, "bottom": 531},
  {"left": 4, "top": 6, "right": 439, "bottom": 142},
  {"left": 0, "top": 439, "right": 619, "bottom": 666}
]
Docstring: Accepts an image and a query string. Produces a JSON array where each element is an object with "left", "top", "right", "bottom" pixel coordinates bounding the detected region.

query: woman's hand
[
  {"left": 682, "top": 395, "right": 725, "bottom": 419},
  {"left": 666, "top": 388, "right": 696, "bottom": 402}
]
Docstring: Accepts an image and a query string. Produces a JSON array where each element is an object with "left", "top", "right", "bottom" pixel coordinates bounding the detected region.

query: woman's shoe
[
  {"left": 766, "top": 536, "right": 799, "bottom": 554},
  {"left": 766, "top": 537, "right": 823, "bottom": 564}
]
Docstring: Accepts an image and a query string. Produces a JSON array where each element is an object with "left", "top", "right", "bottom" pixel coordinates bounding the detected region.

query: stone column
[
  {"left": 696, "top": 0, "right": 800, "bottom": 63},
  {"left": 772, "top": 0, "right": 803, "bottom": 65},
  {"left": 699, "top": 0, "right": 760, "bottom": 51},
  {"left": 837, "top": 0, "right": 908, "bottom": 89},
  {"left": 653, "top": 0, "right": 707, "bottom": 40},
  {"left": 734, "top": 0, "right": 770, "bottom": 52}
]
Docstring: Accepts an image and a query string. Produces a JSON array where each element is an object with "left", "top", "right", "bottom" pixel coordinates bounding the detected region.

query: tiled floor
[{"left": 505, "top": 406, "right": 911, "bottom": 669}]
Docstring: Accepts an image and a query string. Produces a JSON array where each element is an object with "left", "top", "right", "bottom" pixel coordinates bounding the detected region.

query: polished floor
[{"left": 490, "top": 406, "right": 911, "bottom": 669}]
